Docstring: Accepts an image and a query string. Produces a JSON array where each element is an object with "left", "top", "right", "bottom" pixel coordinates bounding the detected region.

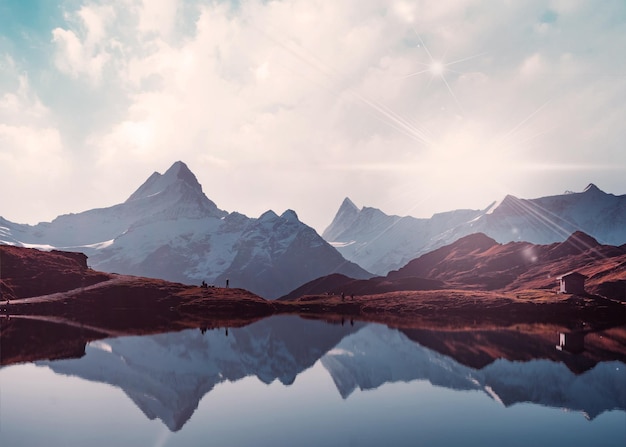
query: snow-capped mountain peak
[
  {"left": 126, "top": 161, "right": 204, "bottom": 203},
  {"left": 121, "top": 161, "right": 226, "bottom": 220},
  {"left": 322, "top": 198, "right": 486, "bottom": 275},
  {"left": 0, "top": 161, "right": 369, "bottom": 298},
  {"left": 322, "top": 197, "right": 361, "bottom": 241}
]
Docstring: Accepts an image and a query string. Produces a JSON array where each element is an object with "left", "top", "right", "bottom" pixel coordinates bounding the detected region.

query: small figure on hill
[
  {"left": 226, "top": 279, "right": 230, "bottom": 288},
  {"left": 201, "top": 280, "right": 207, "bottom": 288},
  {"left": 341, "top": 292, "right": 345, "bottom": 302}
]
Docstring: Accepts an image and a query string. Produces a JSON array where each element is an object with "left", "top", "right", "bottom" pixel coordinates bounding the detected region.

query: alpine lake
[{"left": 1, "top": 314, "right": 625, "bottom": 447}]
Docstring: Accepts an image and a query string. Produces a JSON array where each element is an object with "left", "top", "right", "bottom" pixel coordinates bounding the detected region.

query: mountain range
[
  {"left": 323, "top": 184, "right": 626, "bottom": 275},
  {"left": 281, "top": 230, "right": 626, "bottom": 302},
  {"left": 3, "top": 161, "right": 625, "bottom": 300},
  {"left": 0, "top": 161, "right": 369, "bottom": 298}
]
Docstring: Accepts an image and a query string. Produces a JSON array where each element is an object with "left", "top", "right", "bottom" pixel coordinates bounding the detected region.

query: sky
[{"left": 1, "top": 0, "right": 625, "bottom": 233}]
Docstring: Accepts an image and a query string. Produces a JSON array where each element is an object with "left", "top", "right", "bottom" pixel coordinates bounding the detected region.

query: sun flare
[{"left": 429, "top": 60, "right": 445, "bottom": 76}]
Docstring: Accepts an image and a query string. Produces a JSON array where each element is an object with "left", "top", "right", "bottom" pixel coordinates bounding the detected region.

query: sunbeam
[{"left": 496, "top": 194, "right": 612, "bottom": 262}]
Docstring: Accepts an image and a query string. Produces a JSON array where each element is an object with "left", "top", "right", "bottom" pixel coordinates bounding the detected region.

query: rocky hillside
[
  {"left": 0, "top": 245, "right": 111, "bottom": 300},
  {"left": 282, "top": 231, "right": 626, "bottom": 302}
]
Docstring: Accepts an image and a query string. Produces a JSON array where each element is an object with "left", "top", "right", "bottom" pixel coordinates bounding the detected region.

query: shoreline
[{"left": 3, "top": 276, "right": 625, "bottom": 333}]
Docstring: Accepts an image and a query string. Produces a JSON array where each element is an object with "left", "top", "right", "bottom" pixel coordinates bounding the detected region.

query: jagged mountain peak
[
  {"left": 125, "top": 161, "right": 203, "bottom": 203},
  {"left": 258, "top": 210, "right": 279, "bottom": 222},
  {"left": 280, "top": 209, "right": 299, "bottom": 222},
  {"left": 498, "top": 194, "right": 522, "bottom": 206},
  {"left": 168, "top": 160, "right": 200, "bottom": 185},
  {"left": 120, "top": 161, "right": 226, "bottom": 219},
  {"left": 583, "top": 183, "right": 603, "bottom": 194},
  {"left": 340, "top": 197, "right": 359, "bottom": 213},
  {"left": 488, "top": 194, "right": 528, "bottom": 217},
  {"left": 323, "top": 197, "right": 363, "bottom": 241}
]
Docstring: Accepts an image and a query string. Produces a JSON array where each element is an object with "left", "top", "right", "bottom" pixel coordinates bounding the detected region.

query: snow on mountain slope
[
  {"left": 214, "top": 209, "right": 370, "bottom": 298},
  {"left": 323, "top": 185, "right": 626, "bottom": 275},
  {"left": 0, "top": 161, "right": 370, "bottom": 298},
  {"left": 322, "top": 199, "right": 485, "bottom": 275}
]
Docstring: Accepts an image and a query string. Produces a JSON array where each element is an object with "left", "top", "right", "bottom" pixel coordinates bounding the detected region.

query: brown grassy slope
[
  {"left": 281, "top": 232, "right": 626, "bottom": 302},
  {"left": 0, "top": 245, "right": 111, "bottom": 299},
  {"left": 375, "top": 231, "right": 626, "bottom": 301}
]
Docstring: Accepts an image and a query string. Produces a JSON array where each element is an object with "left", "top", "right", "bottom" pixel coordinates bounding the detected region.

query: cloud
[
  {"left": 0, "top": 72, "right": 71, "bottom": 223},
  {"left": 1, "top": 0, "right": 625, "bottom": 231},
  {"left": 51, "top": 4, "right": 117, "bottom": 84}
]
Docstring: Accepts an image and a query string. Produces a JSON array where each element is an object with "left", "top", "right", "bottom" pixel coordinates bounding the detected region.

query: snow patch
[
  {"left": 330, "top": 241, "right": 356, "bottom": 248},
  {"left": 484, "top": 199, "right": 502, "bottom": 215},
  {"left": 20, "top": 242, "right": 57, "bottom": 250},
  {"left": 326, "top": 348, "right": 354, "bottom": 357},
  {"left": 80, "top": 239, "right": 116, "bottom": 250}
]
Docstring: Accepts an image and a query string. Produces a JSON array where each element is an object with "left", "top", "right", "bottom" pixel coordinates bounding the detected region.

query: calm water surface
[{"left": 1, "top": 315, "right": 624, "bottom": 446}]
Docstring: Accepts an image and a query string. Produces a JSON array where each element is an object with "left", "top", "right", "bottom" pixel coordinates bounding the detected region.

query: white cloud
[
  {"left": 51, "top": 3, "right": 116, "bottom": 84},
  {"left": 0, "top": 74, "right": 71, "bottom": 223},
  {"left": 519, "top": 53, "right": 545, "bottom": 78},
  {"left": 136, "top": 0, "right": 179, "bottom": 37},
  {"left": 1, "top": 0, "right": 625, "bottom": 231}
]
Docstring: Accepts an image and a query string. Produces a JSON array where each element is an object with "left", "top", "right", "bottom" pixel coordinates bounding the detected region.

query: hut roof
[{"left": 556, "top": 271, "right": 588, "bottom": 280}]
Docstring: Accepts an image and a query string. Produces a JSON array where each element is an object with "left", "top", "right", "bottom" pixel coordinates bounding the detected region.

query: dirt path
[{"left": 3, "top": 276, "right": 130, "bottom": 305}]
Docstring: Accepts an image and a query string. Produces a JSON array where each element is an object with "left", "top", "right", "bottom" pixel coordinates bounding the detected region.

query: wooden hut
[{"left": 556, "top": 271, "right": 587, "bottom": 294}]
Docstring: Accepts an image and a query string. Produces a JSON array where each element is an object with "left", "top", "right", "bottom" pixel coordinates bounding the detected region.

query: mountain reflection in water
[{"left": 1, "top": 315, "right": 625, "bottom": 446}]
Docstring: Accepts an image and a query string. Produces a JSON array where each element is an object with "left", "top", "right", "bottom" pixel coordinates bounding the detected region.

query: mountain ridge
[
  {"left": 324, "top": 185, "right": 626, "bottom": 275},
  {"left": 281, "top": 230, "right": 626, "bottom": 302},
  {"left": 0, "top": 161, "right": 370, "bottom": 298}
]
